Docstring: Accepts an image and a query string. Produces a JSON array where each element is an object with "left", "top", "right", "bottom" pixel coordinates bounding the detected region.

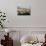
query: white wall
[
  {"left": 31, "top": 0, "right": 46, "bottom": 27},
  {"left": 0, "top": 0, "right": 46, "bottom": 27}
]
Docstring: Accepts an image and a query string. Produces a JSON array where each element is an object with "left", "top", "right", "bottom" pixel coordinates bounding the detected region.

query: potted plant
[{"left": 0, "top": 10, "right": 6, "bottom": 28}]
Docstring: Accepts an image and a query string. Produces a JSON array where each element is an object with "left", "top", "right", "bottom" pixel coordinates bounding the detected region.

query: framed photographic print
[{"left": 17, "top": 3, "right": 31, "bottom": 16}]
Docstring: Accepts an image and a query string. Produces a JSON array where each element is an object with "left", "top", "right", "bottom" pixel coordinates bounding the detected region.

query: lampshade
[{"left": 5, "top": 29, "right": 10, "bottom": 33}]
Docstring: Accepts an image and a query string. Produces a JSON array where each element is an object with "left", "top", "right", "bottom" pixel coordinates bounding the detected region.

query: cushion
[{"left": 20, "top": 35, "right": 37, "bottom": 43}]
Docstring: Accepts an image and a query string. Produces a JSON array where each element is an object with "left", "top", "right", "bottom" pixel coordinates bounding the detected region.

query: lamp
[{"left": 5, "top": 29, "right": 10, "bottom": 37}]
